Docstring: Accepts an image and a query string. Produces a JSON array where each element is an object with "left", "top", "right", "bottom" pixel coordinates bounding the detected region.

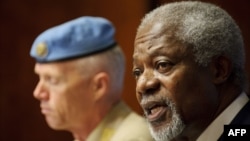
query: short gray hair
[
  {"left": 138, "top": 1, "right": 247, "bottom": 91},
  {"left": 78, "top": 44, "right": 126, "bottom": 96},
  {"left": 99, "top": 45, "right": 126, "bottom": 95}
]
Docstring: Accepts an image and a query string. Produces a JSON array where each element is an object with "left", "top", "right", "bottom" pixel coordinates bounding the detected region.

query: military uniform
[{"left": 85, "top": 101, "right": 153, "bottom": 141}]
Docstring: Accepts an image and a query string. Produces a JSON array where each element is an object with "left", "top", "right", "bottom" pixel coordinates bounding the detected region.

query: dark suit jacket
[{"left": 218, "top": 101, "right": 250, "bottom": 141}]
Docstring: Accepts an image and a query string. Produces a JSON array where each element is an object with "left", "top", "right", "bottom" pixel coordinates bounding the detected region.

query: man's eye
[
  {"left": 132, "top": 69, "right": 142, "bottom": 78},
  {"left": 45, "top": 76, "right": 59, "bottom": 85},
  {"left": 49, "top": 78, "right": 59, "bottom": 84},
  {"left": 156, "top": 61, "right": 173, "bottom": 73}
]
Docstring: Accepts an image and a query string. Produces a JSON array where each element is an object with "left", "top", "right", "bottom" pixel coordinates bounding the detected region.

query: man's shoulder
[{"left": 110, "top": 111, "right": 154, "bottom": 141}]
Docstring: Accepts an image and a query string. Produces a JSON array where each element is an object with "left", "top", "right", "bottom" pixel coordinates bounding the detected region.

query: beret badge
[{"left": 36, "top": 42, "right": 48, "bottom": 58}]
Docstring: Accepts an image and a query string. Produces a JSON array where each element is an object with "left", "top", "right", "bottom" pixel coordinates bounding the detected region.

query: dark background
[{"left": 1, "top": 0, "right": 249, "bottom": 140}]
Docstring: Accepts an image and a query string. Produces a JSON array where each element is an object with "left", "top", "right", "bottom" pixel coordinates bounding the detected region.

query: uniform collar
[{"left": 86, "top": 101, "right": 131, "bottom": 141}]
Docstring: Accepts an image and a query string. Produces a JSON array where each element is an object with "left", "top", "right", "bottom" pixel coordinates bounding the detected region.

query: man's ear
[
  {"left": 92, "top": 72, "right": 110, "bottom": 101},
  {"left": 210, "top": 56, "right": 232, "bottom": 84}
]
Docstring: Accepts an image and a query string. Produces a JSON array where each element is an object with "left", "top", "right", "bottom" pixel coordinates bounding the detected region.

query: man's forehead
[
  {"left": 136, "top": 23, "right": 164, "bottom": 39},
  {"left": 34, "top": 61, "right": 76, "bottom": 74},
  {"left": 133, "top": 41, "right": 190, "bottom": 65}
]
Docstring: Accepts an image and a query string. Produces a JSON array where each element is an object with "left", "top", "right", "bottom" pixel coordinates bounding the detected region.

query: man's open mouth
[{"left": 142, "top": 101, "right": 168, "bottom": 123}]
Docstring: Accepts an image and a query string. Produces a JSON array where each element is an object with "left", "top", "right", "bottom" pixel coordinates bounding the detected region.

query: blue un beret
[{"left": 30, "top": 16, "right": 116, "bottom": 63}]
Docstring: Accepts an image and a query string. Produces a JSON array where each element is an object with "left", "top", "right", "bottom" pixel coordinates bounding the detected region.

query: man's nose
[
  {"left": 136, "top": 70, "right": 160, "bottom": 96},
  {"left": 33, "top": 81, "right": 49, "bottom": 101}
]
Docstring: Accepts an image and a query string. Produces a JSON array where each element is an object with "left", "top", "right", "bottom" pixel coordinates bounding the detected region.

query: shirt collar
[{"left": 197, "top": 92, "right": 249, "bottom": 141}]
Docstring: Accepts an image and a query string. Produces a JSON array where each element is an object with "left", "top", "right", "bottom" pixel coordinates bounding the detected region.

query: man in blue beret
[{"left": 30, "top": 16, "right": 153, "bottom": 141}]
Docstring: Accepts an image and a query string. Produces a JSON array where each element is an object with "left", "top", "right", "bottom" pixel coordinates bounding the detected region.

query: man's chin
[
  {"left": 148, "top": 119, "right": 169, "bottom": 132},
  {"left": 147, "top": 116, "right": 185, "bottom": 141},
  {"left": 47, "top": 123, "right": 65, "bottom": 130},
  {"left": 45, "top": 117, "right": 63, "bottom": 130}
]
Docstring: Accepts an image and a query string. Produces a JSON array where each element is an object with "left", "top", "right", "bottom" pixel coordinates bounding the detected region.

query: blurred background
[{"left": 1, "top": 0, "right": 249, "bottom": 140}]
